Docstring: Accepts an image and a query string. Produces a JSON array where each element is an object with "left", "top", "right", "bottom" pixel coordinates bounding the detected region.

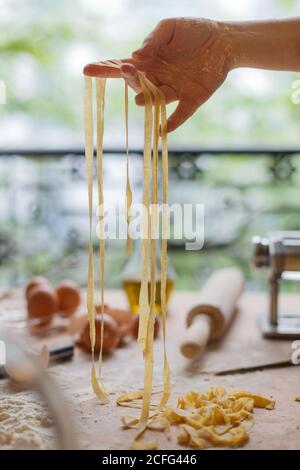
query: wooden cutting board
[{"left": 1, "top": 289, "right": 299, "bottom": 450}]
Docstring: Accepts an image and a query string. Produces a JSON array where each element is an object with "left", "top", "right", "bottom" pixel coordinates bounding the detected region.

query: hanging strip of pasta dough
[
  {"left": 84, "top": 76, "right": 107, "bottom": 403},
  {"left": 138, "top": 73, "right": 161, "bottom": 424},
  {"left": 125, "top": 83, "right": 133, "bottom": 254},
  {"left": 137, "top": 74, "right": 152, "bottom": 355},
  {"left": 158, "top": 90, "right": 171, "bottom": 409},
  {"left": 149, "top": 85, "right": 160, "bottom": 332},
  {"left": 99, "top": 60, "right": 133, "bottom": 255},
  {"left": 117, "top": 74, "right": 171, "bottom": 437},
  {"left": 141, "top": 76, "right": 171, "bottom": 410},
  {"left": 95, "top": 78, "right": 107, "bottom": 377}
]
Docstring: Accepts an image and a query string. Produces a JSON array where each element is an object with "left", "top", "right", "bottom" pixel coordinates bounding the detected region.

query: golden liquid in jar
[{"left": 122, "top": 278, "right": 174, "bottom": 314}]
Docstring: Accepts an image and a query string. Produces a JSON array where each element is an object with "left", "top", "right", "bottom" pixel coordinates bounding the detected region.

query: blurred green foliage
[
  {"left": 1, "top": 0, "right": 300, "bottom": 292},
  {"left": 0, "top": 0, "right": 300, "bottom": 147}
]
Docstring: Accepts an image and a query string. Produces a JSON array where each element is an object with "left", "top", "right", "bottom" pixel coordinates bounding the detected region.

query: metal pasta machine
[{"left": 253, "top": 231, "right": 300, "bottom": 339}]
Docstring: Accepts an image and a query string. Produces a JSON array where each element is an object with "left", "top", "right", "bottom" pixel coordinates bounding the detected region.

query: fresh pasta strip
[
  {"left": 140, "top": 75, "right": 171, "bottom": 411},
  {"left": 146, "top": 78, "right": 170, "bottom": 411},
  {"left": 121, "top": 74, "right": 171, "bottom": 450},
  {"left": 131, "top": 439, "right": 157, "bottom": 451},
  {"left": 137, "top": 73, "right": 154, "bottom": 425},
  {"left": 84, "top": 76, "right": 108, "bottom": 403},
  {"left": 137, "top": 73, "right": 152, "bottom": 356},
  {"left": 117, "top": 390, "right": 144, "bottom": 404},
  {"left": 84, "top": 77, "right": 95, "bottom": 347},
  {"left": 147, "top": 83, "right": 160, "bottom": 422},
  {"left": 84, "top": 68, "right": 171, "bottom": 438},
  {"left": 158, "top": 87, "right": 171, "bottom": 410},
  {"left": 117, "top": 389, "right": 161, "bottom": 406},
  {"left": 230, "top": 391, "right": 275, "bottom": 409},
  {"left": 125, "top": 83, "right": 133, "bottom": 254},
  {"left": 95, "top": 78, "right": 107, "bottom": 376}
]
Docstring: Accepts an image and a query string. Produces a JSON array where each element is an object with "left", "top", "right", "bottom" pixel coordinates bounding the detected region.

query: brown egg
[
  {"left": 106, "top": 308, "right": 132, "bottom": 325},
  {"left": 131, "top": 314, "right": 160, "bottom": 340},
  {"left": 27, "top": 285, "right": 59, "bottom": 326},
  {"left": 25, "top": 276, "right": 50, "bottom": 299},
  {"left": 68, "top": 306, "right": 109, "bottom": 337},
  {"left": 95, "top": 304, "right": 110, "bottom": 314},
  {"left": 79, "top": 313, "right": 120, "bottom": 354},
  {"left": 106, "top": 308, "right": 133, "bottom": 339},
  {"left": 95, "top": 305, "right": 133, "bottom": 339},
  {"left": 56, "top": 280, "right": 81, "bottom": 316}
]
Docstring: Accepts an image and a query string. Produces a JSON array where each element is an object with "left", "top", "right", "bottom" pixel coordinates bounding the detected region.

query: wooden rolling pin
[{"left": 180, "top": 268, "right": 244, "bottom": 359}]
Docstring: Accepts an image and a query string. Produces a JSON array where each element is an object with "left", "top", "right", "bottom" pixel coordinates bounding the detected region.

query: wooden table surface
[{"left": 1, "top": 289, "right": 300, "bottom": 450}]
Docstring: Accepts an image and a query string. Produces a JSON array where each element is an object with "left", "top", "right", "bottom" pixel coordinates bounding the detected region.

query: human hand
[{"left": 84, "top": 18, "right": 237, "bottom": 132}]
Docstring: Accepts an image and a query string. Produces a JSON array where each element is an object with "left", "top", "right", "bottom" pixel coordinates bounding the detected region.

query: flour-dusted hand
[
  {"left": 122, "top": 18, "right": 236, "bottom": 133},
  {"left": 84, "top": 16, "right": 300, "bottom": 133},
  {"left": 84, "top": 18, "right": 236, "bottom": 133}
]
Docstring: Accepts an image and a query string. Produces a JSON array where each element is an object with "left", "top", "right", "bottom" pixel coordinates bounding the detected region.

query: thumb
[
  {"left": 167, "top": 99, "right": 200, "bottom": 133},
  {"left": 132, "top": 19, "right": 176, "bottom": 59}
]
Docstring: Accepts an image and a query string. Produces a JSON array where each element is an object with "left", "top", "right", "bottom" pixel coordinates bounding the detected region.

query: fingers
[
  {"left": 134, "top": 83, "right": 204, "bottom": 134},
  {"left": 132, "top": 19, "right": 176, "bottom": 60},
  {"left": 83, "top": 59, "right": 156, "bottom": 97},
  {"left": 83, "top": 62, "right": 122, "bottom": 78},
  {"left": 166, "top": 99, "right": 200, "bottom": 133},
  {"left": 135, "top": 85, "right": 178, "bottom": 106},
  {"left": 83, "top": 57, "right": 136, "bottom": 78},
  {"left": 120, "top": 63, "right": 141, "bottom": 93}
]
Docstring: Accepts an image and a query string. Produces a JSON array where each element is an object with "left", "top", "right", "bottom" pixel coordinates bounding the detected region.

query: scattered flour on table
[{"left": 0, "top": 392, "right": 55, "bottom": 449}]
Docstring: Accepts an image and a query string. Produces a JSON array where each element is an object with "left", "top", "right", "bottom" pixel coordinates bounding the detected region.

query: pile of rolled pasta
[{"left": 117, "top": 387, "right": 275, "bottom": 450}]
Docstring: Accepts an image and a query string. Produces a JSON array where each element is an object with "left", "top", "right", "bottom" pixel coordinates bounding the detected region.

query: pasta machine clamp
[{"left": 253, "top": 231, "right": 300, "bottom": 339}]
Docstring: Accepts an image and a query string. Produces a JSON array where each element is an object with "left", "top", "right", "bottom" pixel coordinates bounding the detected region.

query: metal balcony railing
[{"left": 0, "top": 148, "right": 300, "bottom": 289}]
